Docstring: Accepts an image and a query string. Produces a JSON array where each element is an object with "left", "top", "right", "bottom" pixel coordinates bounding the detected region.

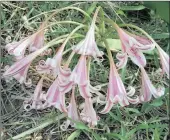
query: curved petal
[
  {"left": 29, "top": 23, "right": 45, "bottom": 52},
  {"left": 23, "top": 78, "right": 50, "bottom": 111},
  {"left": 72, "top": 21, "right": 103, "bottom": 57},
  {"left": 70, "top": 55, "right": 88, "bottom": 85},
  {"left": 100, "top": 99, "right": 113, "bottom": 114},
  {"left": 78, "top": 84, "right": 91, "bottom": 98},
  {"left": 127, "top": 46, "right": 146, "bottom": 67},
  {"left": 140, "top": 67, "right": 165, "bottom": 102},
  {"left": 80, "top": 97, "right": 98, "bottom": 126},
  {"left": 116, "top": 52, "right": 128, "bottom": 69},
  {"left": 13, "top": 64, "right": 30, "bottom": 83},
  {"left": 67, "top": 87, "right": 80, "bottom": 126},
  {"left": 130, "top": 36, "right": 155, "bottom": 51},
  {"left": 157, "top": 46, "right": 169, "bottom": 79}
]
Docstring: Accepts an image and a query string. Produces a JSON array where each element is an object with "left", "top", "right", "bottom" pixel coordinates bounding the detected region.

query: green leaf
[
  {"left": 83, "top": 2, "right": 97, "bottom": 22},
  {"left": 116, "top": 10, "right": 126, "bottom": 17},
  {"left": 105, "top": 39, "right": 122, "bottom": 51},
  {"left": 109, "top": 111, "right": 122, "bottom": 122},
  {"left": 125, "top": 108, "right": 140, "bottom": 114},
  {"left": 141, "top": 102, "right": 154, "bottom": 113},
  {"left": 120, "top": 5, "right": 146, "bottom": 11},
  {"left": 144, "top": 2, "right": 170, "bottom": 23},
  {"left": 151, "top": 33, "right": 169, "bottom": 39},
  {"left": 74, "top": 122, "right": 90, "bottom": 131},
  {"left": 151, "top": 98, "right": 163, "bottom": 107},
  {"left": 91, "top": 132, "right": 102, "bottom": 140},
  {"left": 153, "top": 128, "right": 160, "bottom": 140},
  {"left": 121, "top": 123, "right": 126, "bottom": 137},
  {"left": 104, "top": 133, "right": 125, "bottom": 139},
  {"left": 86, "top": 2, "right": 97, "bottom": 15},
  {"left": 67, "top": 130, "right": 81, "bottom": 140}
]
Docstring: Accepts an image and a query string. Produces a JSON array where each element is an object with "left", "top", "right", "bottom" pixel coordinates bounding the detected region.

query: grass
[{"left": 1, "top": 1, "right": 169, "bottom": 140}]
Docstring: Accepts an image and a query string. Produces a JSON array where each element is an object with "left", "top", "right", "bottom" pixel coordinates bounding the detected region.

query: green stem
[
  {"left": 103, "top": 39, "right": 114, "bottom": 65},
  {"left": 64, "top": 51, "right": 75, "bottom": 68},
  {"left": 15, "top": 6, "right": 90, "bottom": 40}
]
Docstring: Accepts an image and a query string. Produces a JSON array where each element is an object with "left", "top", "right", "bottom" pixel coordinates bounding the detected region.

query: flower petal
[
  {"left": 116, "top": 52, "right": 128, "bottom": 69},
  {"left": 80, "top": 97, "right": 98, "bottom": 126},
  {"left": 157, "top": 46, "right": 169, "bottom": 79},
  {"left": 72, "top": 18, "right": 103, "bottom": 57},
  {"left": 100, "top": 99, "right": 113, "bottom": 114},
  {"left": 67, "top": 86, "right": 80, "bottom": 127},
  {"left": 139, "top": 67, "right": 165, "bottom": 102}
]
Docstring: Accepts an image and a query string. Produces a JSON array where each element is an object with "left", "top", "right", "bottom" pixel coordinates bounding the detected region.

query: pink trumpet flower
[
  {"left": 100, "top": 60, "right": 139, "bottom": 114},
  {"left": 157, "top": 46, "right": 170, "bottom": 79},
  {"left": 3, "top": 51, "right": 39, "bottom": 83},
  {"left": 23, "top": 78, "right": 49, "bottom": 111},
  {"left": 5, "top": 23, "right": 45, "bottom": 60},
  {"left": 70, "top": 55, "right": 91, "bottom": 98},
  {"left": 67, "top": 86, "right": 80, "bottom": 127},
  {"left": 114, "top": 24, "right": 155, "bottom": 68},
  {"left": 139, "top": 67, "right": 165, "bottom": 102},
  {"left": 46, "top": 68, "right": 73, "bottom": 113},
  {"left": 36, "top": 44, "right": 65, "bottom": 77},
  {"left": 80, "top": 97, "right": 98, "bottom": 126},
  {"left": 72, "top": 11, "right": 103, "bottom": 57}
]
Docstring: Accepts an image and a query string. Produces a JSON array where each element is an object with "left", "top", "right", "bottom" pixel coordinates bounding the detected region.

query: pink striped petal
[
  {"left": 139, "top": 67, "right": 165, "bottom": 102},
  {"left": 72, "top": 13, "right": 103, "bottom": 57},
  {"left": 157, "top": 46, "right": 169, "bottom": 79},
  {"left": 5, "top": 24, "right": 45, "bottom": 60},
  {"left": 116, "top": 52, "right": 128, "bottom": 69},
  {"left": 23, "top": 78, "right": 50, "bottom": 111},
  {"left": 100, "top": 99, "right": 113, "bottom": 114},
  {"left": 29, "top": 24, "right": 45, "bottom": 52},
  {"left": 70, "top": 55, "right": 88, "bottom": 85},
  {"left": 100, "top": 60, "right": 139, "bottom": 113},
  {"left": 70, "top": 55, "right": 91, "bottom": 98},
  {"left": 3, "top": 51, "right": 37, "bottom": 78},
  {"left": 67, "top": 87, "right": 80, "bottom": 127},
  {"left": 36, "top": 44, "right": 65, "bottom": 77},
  {"left": 115, "top": 25, "right": 154, "bottom": 67},
  {"left": 5, "top": 38, "right": 30, "bottom": 60},
  {"left": 46, "top": 78, "right": 67, "bottom": 113},
  {"left": 80, "top": 97, "right": 98, "bottom": 126},
  {"left": 13, "top": 64, "right": 30, "bottom": 84}
]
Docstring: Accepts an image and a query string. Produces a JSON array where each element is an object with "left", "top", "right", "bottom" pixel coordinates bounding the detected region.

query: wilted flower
[
  {"left": 100, "top": 60, "right": 139, "bottom": 114},
  {"left": 157, "top": 46, "right": 169, "bottom": 79},
  {"left": 139, "top": 67, "right": 165, "bottom": 102},
  {"left": 80, "top": 97, "right": 98, "bottom": 126},
  {"left": 5, "top": 23, "right": 45, "bottom": 60},
  {"left": 72, "top": 9, "right": 103, "bottom": 58},
  {"left": 114, "top": 24, "right": 155, "bottom": 68},
  {"left": 70, "top": 55, "right": 91, "bottom": 98},
  {"left": 23, "top": 78, "right": 49, "bottom": 111},
  {"left": 36, "top": 44, "right": 65, "bottom": 77}
]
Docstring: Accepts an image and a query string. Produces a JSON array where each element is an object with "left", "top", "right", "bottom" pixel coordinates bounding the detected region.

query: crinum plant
[{"left": 3, "top": 6, "right": 169, "bottom": 129}]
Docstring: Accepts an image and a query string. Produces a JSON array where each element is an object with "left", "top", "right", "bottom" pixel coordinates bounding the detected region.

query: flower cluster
[{"left": 3, "top": 8, "right": 169, "bottom": 128}]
